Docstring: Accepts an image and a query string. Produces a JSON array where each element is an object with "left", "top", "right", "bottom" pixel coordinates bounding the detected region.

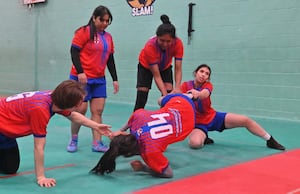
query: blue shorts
[
  {"left": 0, "top": 133, "right": 17, "bottom": 149},
  {"left": 70, "top": 75, "right": 107, "bottom": 101},
  {"left": 195, "top": 112, "right": 227, "bottom": 134}
]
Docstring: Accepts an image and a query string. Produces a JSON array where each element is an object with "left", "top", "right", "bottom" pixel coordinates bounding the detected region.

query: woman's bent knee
[{"left": 188, "top": 129, "right": 206, "bottom": 149}]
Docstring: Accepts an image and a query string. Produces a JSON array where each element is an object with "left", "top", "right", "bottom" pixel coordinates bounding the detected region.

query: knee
[
  {"left": 2, "top": 168, "right": 18, "bottom": 174},
  {"left": 0, "top": 147, "right": 20, "bottom": 174},
  {"left": 91, "top": 108, "right": 104, "bottom": 117},
  {"left": 242, "top": 116, "right": 254, "bottom": 127},
  {"left": 188, "top": 136, "right": 205, "bottom": 149},
  {"left": 0, "top": 162, "right": 19, "bottom": 174},
  {"left": 188, "top": 129, "right": 207, "bottom": 149},
  {"left": 137, "top": 87, "right": 149, "bottom": 92},
  {"left": 90, "top": 103, "right": 104, "bottom": 116},
  {"left": 75, "top": 101, "right": 87, "bottom": 113}
]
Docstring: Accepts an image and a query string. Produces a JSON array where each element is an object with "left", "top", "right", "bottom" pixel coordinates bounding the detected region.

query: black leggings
[{"left": 0, "top": 146, "right": 20, "bottom": 174}]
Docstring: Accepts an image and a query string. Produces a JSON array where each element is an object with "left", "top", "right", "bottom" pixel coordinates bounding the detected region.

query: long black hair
[
  {"left": 75, "top": 5, "right": 113, "bottom": 40},
  {"left": 90, "top": 134, "right": 139, "bottom": 175}
]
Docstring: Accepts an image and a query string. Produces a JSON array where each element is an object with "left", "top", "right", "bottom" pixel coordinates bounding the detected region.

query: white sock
[{"left": 262, "top": 133, "right": 271, "bottom": 140}]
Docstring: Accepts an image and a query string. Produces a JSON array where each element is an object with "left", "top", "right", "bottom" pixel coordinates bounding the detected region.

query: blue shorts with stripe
[
  {"left": 70, "top": 75, "right": 107, "bottom": 101},
  {"left": 195, "top": 112, "right": 227, "bottom": 134}
]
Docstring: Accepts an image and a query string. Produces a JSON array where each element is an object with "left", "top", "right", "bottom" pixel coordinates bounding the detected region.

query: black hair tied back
[{"left": 160, "top": 14, "right": 171, "bottom": 24}]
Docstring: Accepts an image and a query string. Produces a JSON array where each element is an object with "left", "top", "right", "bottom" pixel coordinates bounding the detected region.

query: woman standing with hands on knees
[
  {"left": 133, "top": 14, "right": 184, "bottom": 111},
  {"left": 67, "top": 5, "right": 119, "bottom": 153}
]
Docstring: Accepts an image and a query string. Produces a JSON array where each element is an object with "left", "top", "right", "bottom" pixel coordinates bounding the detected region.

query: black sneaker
[
  {"left": 266, "top": 136, "right": 285, "bottom": 151},
  {"left": 204, "top": 137, "right": 214, "bottom": 145}
]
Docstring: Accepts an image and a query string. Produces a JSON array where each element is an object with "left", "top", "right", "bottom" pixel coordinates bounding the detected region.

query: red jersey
[
  {"left": 139, "top": 36, "right": 183, "bottom": 71},
  {"left": 127, "top": 94, "right": 195, "bottom": 174},
  {"left": 181, "top": 80, "right": 216, "bottom": 124},
  {"left": 0, "top": 91, "right": 71, "bottom": 138},
  {"left": 70, "top": 26, "right": 114, "bottom": 78}
]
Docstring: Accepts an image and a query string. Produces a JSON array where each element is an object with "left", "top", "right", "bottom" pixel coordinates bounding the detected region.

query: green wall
[{"left": 0, "top": 0, "right": 299, "bottom": 121}]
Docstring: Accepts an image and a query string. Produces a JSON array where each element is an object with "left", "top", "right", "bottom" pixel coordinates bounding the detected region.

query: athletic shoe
[
  {"left": 92, "top": 141, "right": 109, "bottom": 152},
  {"left": 204, "top": 137, "right": 214, "bottom": 145},
  {"left": 67, "top": 137, "right": 78, "bottom": 153},
  {"left": 266, "top": 136, "right": 285, "bottom": 150}
]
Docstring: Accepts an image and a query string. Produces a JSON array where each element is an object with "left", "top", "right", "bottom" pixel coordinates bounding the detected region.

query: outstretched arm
[
  {"left": 68, "top": 112, "right": 112, "bottom": 136},
  {"left": 187, "top": 88, "right": 210, "bottom": 100}
]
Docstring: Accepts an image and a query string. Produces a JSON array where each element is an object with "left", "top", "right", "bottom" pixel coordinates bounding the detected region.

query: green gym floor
[{"left": 1, "top": 102, "right": 299, "bottom": 194}]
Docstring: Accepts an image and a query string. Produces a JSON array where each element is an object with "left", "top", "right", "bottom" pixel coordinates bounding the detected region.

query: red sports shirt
[
  {"left": 127, "top": 94, "right": 195, "bottom": 173},
  {"left": 139, "top": 36, "right": 183, "bottom": 71},
  {"left": 0, "top": 91, "right": 70, "bottom": 138},
  {"left": 70, "top": 26, "right": 114, "bottom": 78},
  {"left": 181, "top": 80, "right": 216, "bottom": 124}
]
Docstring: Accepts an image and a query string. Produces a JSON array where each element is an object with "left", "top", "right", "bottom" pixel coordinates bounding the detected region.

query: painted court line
[
  {"left": 287, "top": 188, "right": 300, "bottom": 194},
  {"left": 0, "top": 163, "right": 75, "bottom": 179}
]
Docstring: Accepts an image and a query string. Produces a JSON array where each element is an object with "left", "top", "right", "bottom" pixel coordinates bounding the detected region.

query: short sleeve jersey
[
  {"left": 139, "top": 36, "right": 183, "bottom": 71},
  {"left": 70, "top": 26, "right": 115, "bottom": 78},
  {"left": 127, "top": 94, "right": 195, "bottom": 174},
  {"left": 0, "top": 91, "right": 71, "bottom": 138},
  {"left": 181, "top": 80, "right": 216, "bottom": 124}
]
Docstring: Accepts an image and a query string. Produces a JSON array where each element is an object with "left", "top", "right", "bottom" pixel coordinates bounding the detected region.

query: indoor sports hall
[{"left": 1, "top": 1, "right": 299, "bottom": 194}]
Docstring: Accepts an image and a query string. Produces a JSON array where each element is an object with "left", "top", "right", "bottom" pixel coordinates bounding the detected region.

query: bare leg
[
  {"left": 224, "top": 113, "right": 269, "bottom": 138},
  {"left": 90, "top": 98, "right": 105, "bottom": 142},
  {"left": 188, "top": 129, "right": 207, "bottom": 149},
  {"left": 224, "top": 113, "right": 285, "bottom": 150},
  {"left": 67, "top": 102, "right": 88, "bottom": 152},
  {"left": 90, "top": 98, "right": 108, "bottom": 152},
  {"left": 70, "top": 102, "right": 88, "bottom": 136}
]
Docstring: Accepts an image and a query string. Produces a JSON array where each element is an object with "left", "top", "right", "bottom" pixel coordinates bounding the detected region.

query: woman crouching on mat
[
  {"left": 0, "top": 80, "right": 112, "bottom": 187},
  {"left": 90, "top": 93, "right": 195, "bottom": 178}
]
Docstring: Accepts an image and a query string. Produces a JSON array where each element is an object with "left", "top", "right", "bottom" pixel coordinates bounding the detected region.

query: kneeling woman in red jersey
[
  {"left": 0, "top": 80, "right": 112, "bottom": 188},
  {"left": 90, "top": 93, "right": 195, "bottom": 178}
]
